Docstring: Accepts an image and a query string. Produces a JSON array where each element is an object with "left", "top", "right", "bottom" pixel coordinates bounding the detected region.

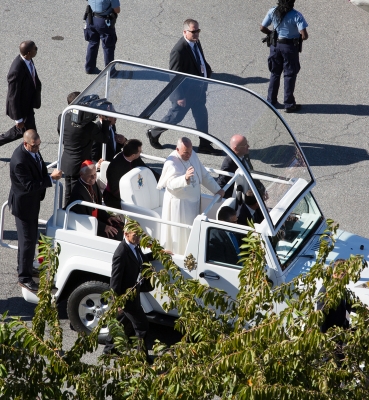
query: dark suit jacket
[
  {"left": 110, "top": 240, "right": 152, "bottom": 297},
  {"left": 317, "top": 286, "right": 353, "bottom": 333},
  {"left": 237, "top": 203, "right": 264, "bottom": 226},
  {"left": 8, "top": 144, "right": 52, "bottom": 221},
  {"left": 207, "top": 228, "right": 239, "bottom": 265},
  {"left": 169, "top": 37, "right": 212, "bottom": 102},
  {"left": 103, "top": 154, "right": 160, "bottom": 209},
  {"left": 91, "top": 122, "right": 123, "bottom": 163},
  {"left": 67, "top": 179, "right": 111, "bottom": 237},
  {"left": 6, "top": 55, "right": 42, "bottom": 121},
  {"left": 217, "top": 155, "right": 266, "bottom": 200},
  {"left": 58, "top": 113, "right": 110, "bottom": 177}
]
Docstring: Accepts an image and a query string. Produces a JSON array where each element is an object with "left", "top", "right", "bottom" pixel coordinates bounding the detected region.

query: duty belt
[
  {"left": 93, "top": 13, "right": 107, "bottom": 18},
  {"left": 277, "top": 38, "right": 295, "bottom": 44}
]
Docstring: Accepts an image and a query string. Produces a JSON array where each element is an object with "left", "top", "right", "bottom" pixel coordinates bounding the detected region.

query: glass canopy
[{"left": 68, "top": 60, "right": 315, "bottom": 234}]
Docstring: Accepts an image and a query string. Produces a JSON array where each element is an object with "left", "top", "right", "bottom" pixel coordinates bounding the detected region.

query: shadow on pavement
[
  {"left": 298, "top": 104, "right": 369, "bottom": 116},
  {"left": 212, "top": 72, "right": 269, "bottom": 86}
]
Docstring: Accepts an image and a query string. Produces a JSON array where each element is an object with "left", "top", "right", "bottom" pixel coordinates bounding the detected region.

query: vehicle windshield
[
  {"left": 270, "top": 193, "right": 323, "bottom": 269},
  {"left": 70, "top": 61, "right": 315, "bottom": 233}
]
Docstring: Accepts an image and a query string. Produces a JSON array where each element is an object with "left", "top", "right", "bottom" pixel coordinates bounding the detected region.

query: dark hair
[
  {"left": 19, "top": 41, "right": 36, "bottom": 56},
  {"left": 274, "top": 0, "right": 295, "bottom": 23},
  {"left": 244, "top": 189, "right": 258, "bottom": 207},
  {"left": 67, "top": 92, "right": 81, "bottom": 105},
  {"left": 218, "top": 206, "right": 236, "bottom": 222},
  {"left": 123, "top": 139, "right": 142, "bottom": 157}
]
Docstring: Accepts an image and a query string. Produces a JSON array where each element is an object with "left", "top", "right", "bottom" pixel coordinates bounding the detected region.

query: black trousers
[
  {"left": 15, "top": 216, "right": 39, "bottom": 283},
  {"left": 0, "top": 111, "right": 36, "bottom": 146},
  {"left": 104, "top": 297, "right": 149, "bottom": 352},
  {"left": 150, "top": 96, "right": 212, "bottom": 148},
  {"left": 64, "top": 175, "right": 79, "bottom": 208}
]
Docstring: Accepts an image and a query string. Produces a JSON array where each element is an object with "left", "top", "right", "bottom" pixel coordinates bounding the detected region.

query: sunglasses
[{"left": 187, "top": 29, "right": 201, "bottom": 34}]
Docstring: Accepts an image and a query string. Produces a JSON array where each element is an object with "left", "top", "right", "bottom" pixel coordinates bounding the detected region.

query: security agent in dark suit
[
  {"left": 147, "top": 19, "right": 222, "bottom": 156},
  {"left": 237, "top": 190, "right": 264, "bottom": 226},
  {"left": 58, "top": 91, "right": 111, "bottom": 207},
  {"left": 217, "top": 134, "right": 267, "bottom": 200},
  {"left": 103, "top": 226, "right": 153, "bottom": 358},
  {"left": 8, "top": 130, "right": 62, "bottom": 292},
  {"left": 207, "top": 206, "right": 240, "bottom": 265},
  {"left": 91, "top": 114, "right": 127, "bottom": 164},
  {"left": 67, "top": 161, "right": 123, "bottom": 241},
  {"left": 0, "top": 41, "right": 42, "bottom": 146},
  {"left": 103, "top": 139, "right": 160, "bottom": 209}
]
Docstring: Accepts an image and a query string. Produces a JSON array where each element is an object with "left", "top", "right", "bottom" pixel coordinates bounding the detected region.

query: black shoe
[
  {"left": 146, "top": 129, "right": 163, "bottom": 150},
  {"left": 197, "top": 146, "right": 223, "bottom": 156},
  {"left": 31, "top": 267, "right": 40, "bottom": 278},
  {"left": 271, "top": 101, "right": 283, "bottom": 109},
  {"left": 285, "top": 104, "right": 301, "bottom": 113},
  {"left": 85, "top": 67, "right": 101, "bottom": 75},
  {"left": 102, "top": 343, "right": 120, "bottom": 356},
  {"left": 18, "top": 280, "right": 39, "bottom": 292}
]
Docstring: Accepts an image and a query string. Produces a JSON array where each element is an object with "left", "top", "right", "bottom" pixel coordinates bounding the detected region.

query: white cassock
[{"left": 157, "top": 150, "right": 221, "bottom": 254}]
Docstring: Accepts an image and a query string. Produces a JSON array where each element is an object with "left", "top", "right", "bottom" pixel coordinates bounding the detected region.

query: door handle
[{"left": 199, "top": 271, "right": 220, "bottom": 280}]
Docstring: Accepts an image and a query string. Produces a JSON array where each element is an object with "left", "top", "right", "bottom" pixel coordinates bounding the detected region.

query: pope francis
[{"left": 157, "top": 137, "right": 224, "bottom": 254}]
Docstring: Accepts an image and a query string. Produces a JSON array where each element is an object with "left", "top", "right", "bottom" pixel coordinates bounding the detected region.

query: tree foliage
[{"left": 1, "top": 221, "right": 369, "bottom": 399}]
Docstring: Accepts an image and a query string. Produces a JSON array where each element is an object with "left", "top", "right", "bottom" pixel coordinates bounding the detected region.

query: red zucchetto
[{"left": 80, "top": 160, "right": 94, "bottom": 169}]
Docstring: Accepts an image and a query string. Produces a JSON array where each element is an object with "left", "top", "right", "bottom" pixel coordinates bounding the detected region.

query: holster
[
  {"left": 106, "top": 12, "right": 118, "bottom": 28},
  {"left": 83, "top": 5, "right": 92, "bottom": 25}
]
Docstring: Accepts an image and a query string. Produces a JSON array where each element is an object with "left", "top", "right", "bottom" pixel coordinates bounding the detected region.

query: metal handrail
[
  {"left": 63, "top": 200, "right": 192, "bottom": 230},
  {"left": 202, "top": 172, "right": 240, "bottom": 216}
]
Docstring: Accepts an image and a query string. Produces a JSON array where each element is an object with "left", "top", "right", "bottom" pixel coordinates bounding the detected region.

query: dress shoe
[
  {"left": 197, "top": 146, "right": 223, "bottom": 156},
  {"left": 85, "top": 67, "right": 101, "bottom": 75},
  {"left": 31, "top": 267, "right": 40, "bottom": 277},
  {"left": 102, "top": 344, "right": 120, "bottom": 356},
  {"left": 285, "top": 104, "right": 301, "bottom": 113},
  {"left": 146, "top": 130, "right": 163, "bottom": 150},
  {"left": 18, "top": 280, "right": 39, "bottom": 292}
]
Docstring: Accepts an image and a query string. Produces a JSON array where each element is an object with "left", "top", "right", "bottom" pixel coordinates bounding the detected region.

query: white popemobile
[{"left": 1, "top": 61, "right": 368, "bottom": 343}]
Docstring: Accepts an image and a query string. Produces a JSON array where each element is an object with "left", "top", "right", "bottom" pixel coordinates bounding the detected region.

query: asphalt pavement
[{"left": 1, "top": 0, "right": 369, "bottom": 364}]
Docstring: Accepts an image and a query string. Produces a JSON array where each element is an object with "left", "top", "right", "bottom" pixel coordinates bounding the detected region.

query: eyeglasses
[
  {"left": 26, "top": 142, "right": 41, "bottom": 149},
  {"left": 187, "top": 29, "right": 201, "bottom": 34}
]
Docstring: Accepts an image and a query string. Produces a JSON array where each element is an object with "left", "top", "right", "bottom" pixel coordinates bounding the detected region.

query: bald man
[
  {"left": 217, "top": 135, "right": 255, "bottom": 198},
  {"left": 8, "top": 130, "right": 62, "bottom": 292},
  {"left": 0, "top": 41, "right": 42, "bottom": 146}
]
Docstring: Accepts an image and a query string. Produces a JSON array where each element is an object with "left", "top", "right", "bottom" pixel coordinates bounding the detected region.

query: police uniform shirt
[
  {"left": 261, "top": 7, "right": 308, "bottom": 39},
  {"left": 88, "top": 0, "right": 120, "bottom": 15}
]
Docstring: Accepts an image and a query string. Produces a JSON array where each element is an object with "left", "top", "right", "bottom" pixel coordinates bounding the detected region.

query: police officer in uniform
[
  {"left": 84, "top": 0, "right": 121, "bottom": 74},
  {"left": 260, "top": 0, "right": 308, "bottom": 113}
]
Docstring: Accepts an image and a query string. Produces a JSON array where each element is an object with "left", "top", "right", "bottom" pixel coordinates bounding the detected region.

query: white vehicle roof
[{"left": 57, "top": 60, "right": 316, "bottom": 236}]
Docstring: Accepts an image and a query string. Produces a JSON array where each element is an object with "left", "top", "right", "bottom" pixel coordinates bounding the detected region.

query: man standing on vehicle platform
[
  {"left": 84, "top": 0, "right": 121, "bottom": 74},
  {"left": 260, "top": 0, "right": 308, "bottom": 113}
]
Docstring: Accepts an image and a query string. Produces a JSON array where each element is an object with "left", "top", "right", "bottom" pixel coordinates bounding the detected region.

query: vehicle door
[{"left": 197, "top": 220, "right": 255, "bottom": 299}]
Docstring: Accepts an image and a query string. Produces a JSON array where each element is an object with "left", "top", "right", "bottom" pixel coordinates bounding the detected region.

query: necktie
[
  {"left": 34, "top": 153, "right": 41, "bottom": 170},
  {"left": 193, "top": 43, "right": 203, "bottom": 71},
  {"left": 242, "top": 156, "right": 254, "bottom": 171},
  {"left": 135, "top": 246, "right": 142, "bottom": 267},
  {"left": 29, "top": 62, "right": 36, "bottom": 86},
  {"left": 110, "top": 127, "right": 116, "bottom": 152}
]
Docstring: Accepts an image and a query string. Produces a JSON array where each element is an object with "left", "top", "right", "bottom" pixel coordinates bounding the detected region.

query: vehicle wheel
[{"left": 67, "top": 281, "right": 110, "bottom": 344}]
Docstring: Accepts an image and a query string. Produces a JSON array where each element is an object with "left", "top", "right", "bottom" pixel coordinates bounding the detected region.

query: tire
[{"left": 67, "top": 281, "right": 110, "bottom": 344}]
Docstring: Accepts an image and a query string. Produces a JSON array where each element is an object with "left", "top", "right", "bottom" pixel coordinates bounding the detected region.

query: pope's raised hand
[{"left": 185, "top": 166, "right": 194, "bottom": 182}]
